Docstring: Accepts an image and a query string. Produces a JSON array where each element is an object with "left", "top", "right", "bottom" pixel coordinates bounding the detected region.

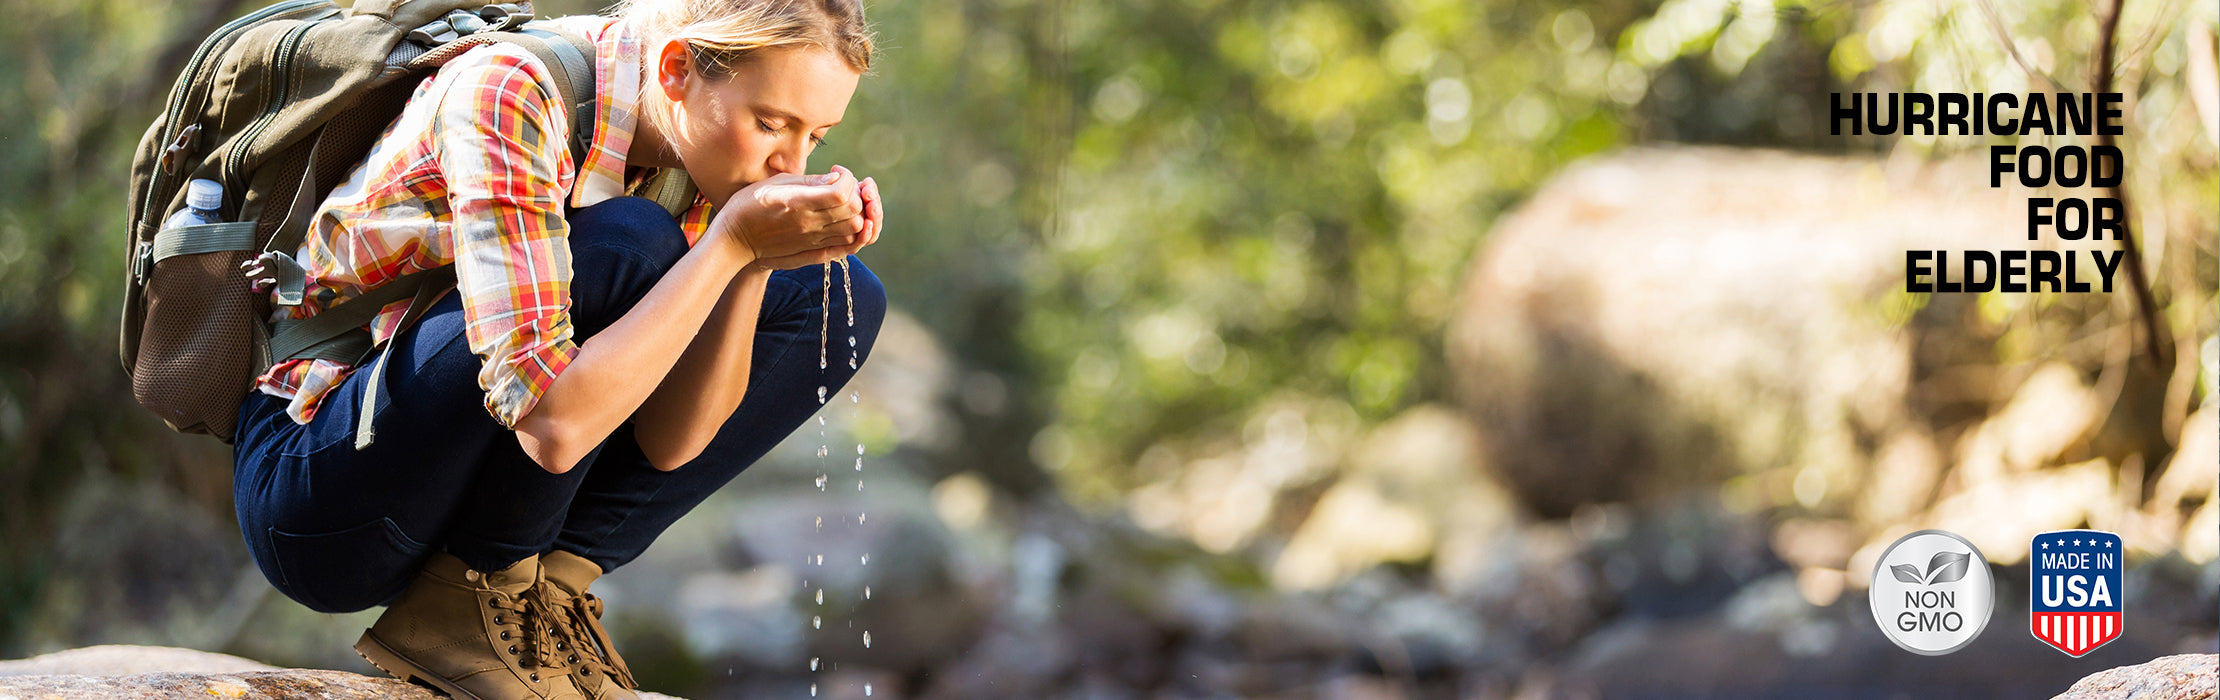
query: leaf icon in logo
[
  {"left": 1890, "top": 563, "right": 1924, "bottom": 584},
  {"left": 1925, "top": 551, "right": 1971, "bottom": 584}
]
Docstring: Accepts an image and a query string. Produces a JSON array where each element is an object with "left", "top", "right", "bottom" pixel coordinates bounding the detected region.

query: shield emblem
[{"left": 2029, "top": 529, "right": 2123, "bottom": 657}]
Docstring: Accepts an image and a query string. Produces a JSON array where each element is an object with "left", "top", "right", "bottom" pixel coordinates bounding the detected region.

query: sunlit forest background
[{"left": 1, "top": 0, "right": 2215, "bottom": 697}]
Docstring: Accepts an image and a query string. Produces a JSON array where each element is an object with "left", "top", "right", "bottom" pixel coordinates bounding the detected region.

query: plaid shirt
[{"left": 253, "top": 16, "right": 712, "bottom": 428}]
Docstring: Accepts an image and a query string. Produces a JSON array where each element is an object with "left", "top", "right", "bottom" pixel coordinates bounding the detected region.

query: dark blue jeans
[{"left": 233, "top": 196, "right": 885, "bottom": 613}]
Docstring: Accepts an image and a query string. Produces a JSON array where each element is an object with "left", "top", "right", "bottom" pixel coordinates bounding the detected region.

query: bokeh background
[{"left": 1, "top": 0, "right": 2215, "bottom": 697}]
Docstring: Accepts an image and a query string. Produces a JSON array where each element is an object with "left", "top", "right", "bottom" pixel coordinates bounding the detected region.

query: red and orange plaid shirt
[{"left": 253, "top": 15, "right": 712, "bottom": 428}]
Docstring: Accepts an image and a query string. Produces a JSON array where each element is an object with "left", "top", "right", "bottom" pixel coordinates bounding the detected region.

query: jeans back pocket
[{"left": 266, "top": 517, "right": 429, "bottom": 613}]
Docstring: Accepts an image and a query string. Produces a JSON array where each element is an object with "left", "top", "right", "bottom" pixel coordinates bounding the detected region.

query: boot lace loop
[{"left": 554, "top": 591, "right": 637, "bottom": 688}]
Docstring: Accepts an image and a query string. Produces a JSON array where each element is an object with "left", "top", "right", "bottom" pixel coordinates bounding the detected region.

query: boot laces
[
  {"left": 489, "top": 586, "right": 568, "bottom": 673},
  {"left": 552, "top": 590, "right": 637, "bottom": 688}
]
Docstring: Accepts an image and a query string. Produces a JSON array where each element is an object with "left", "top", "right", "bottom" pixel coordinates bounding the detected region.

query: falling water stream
[{"left": 810, "top": 259, "right": 869, "bottom": 698}]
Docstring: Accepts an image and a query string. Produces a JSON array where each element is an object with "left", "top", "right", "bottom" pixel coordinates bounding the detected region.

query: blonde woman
[{"left": 227, "top": 1, "right": 882, "bottom": 698}]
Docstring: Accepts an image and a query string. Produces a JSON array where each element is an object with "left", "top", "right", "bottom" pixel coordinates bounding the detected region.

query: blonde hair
[{"left": 614, "top": 0, "right": 875, "bottom": 152}]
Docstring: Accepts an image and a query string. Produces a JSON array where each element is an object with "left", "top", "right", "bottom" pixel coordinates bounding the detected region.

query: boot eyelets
[
  {"left": 494, "top": 614, "right": 505, "bottom": 624},
  {"left": 500, "top": 631, "right": 511, "bottom": 640},
  {"left": 529, "top": 672, "right": 540, "bottom": 682},
  {"left": 509, "top": 645, "right": 519, "bottom": 655}
]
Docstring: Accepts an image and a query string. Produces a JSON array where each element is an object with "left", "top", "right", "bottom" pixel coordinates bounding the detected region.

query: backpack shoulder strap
[{"left": 488, "top": 27, "right": 597, "bottom": 174}]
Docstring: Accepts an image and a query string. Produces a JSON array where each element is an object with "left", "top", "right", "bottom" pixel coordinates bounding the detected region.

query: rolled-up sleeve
[{"left": 430, "top": 48, "right": 579, "bottom": 428}]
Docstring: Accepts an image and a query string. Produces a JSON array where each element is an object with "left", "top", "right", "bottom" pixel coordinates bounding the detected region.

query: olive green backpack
[{"left": 121, "top": 0, "right": 694, "bottom": 443}]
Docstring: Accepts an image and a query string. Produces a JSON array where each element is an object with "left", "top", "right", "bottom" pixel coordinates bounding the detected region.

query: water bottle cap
[{"left": 185, "top": 179, "right": 224, "bottom": 211}]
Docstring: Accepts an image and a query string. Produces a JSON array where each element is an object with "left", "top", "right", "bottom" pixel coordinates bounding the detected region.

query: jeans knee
[
  {"left": 569, "top": 196, "right": 688, "bottom": 273},
  {"left": 567, "top": 197, "right": 690, "bottom": 334}
]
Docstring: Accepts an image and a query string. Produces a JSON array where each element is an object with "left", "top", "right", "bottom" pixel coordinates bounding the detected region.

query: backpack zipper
[
  {"left": 140, "top": 0, "right": 329, "bottom": 237},
  {"left": 222, "top": 21, "right": 317, "bottom": 210}
]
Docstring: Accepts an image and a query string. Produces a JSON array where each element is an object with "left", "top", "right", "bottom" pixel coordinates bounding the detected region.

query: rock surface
[
  {"left": 2052, "top": 654, "right": 2219, "bottom": 700},
  {"left": 0, "top": 645, "right": 687, "bottom": 699}
]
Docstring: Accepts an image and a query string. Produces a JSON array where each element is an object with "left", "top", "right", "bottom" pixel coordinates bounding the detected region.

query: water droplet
[
  {"left": 849, "top": 337, "right": 857, "bottom": 347},
  {"left": 855, "top": 457, "right": 863, "bottom": 471},
  {"left": 857, "top": 480, "right": 863, "bottom": 491},
  {"left": 815, "top": 475, "right": 827, "bottom": 490},
  {"left": 865, "top": 683, "right": 873, "bottom": 697},
  {"left": 817, "top": 386, "right": 828, "bottom": 404},
  {"left": 858, "top": 512, "right": 867, "bottom": 524},
  {"left": 815, "top": 589, "right": 824, "bottom": 605},
  {"left": 817, "top": 415, "right": 825, "bottom": 426},
  {"left": 861, "top": 553, "right": 870, "bottom": 565},
  {"left": 864, "top": 586, "right": 871, "bottom": 599},
  {"left": 849, "top": 356, "right": 858, "bottom": 369},
  {"left": 814, "top": 554, "right": 824, "bottom": 565},
  {"left": 812, "top": 615, "right": 821, "bottom": 629},
  {"left": 810, "top": 683, "right": 818, "bottom": 697},
  {"left": 814, "top": 516, "right": 823, "bottom": 530},
  {"left": 810, "top": 657, "right": 819, "bottom": 671},
  {"left": 819, "top": 358, "right": 827, "bottom": 370},
  {"left": 862, "top": 631, "right": 872, "bottom": 649},
  {"left": 856, "top": 444, "right": 866, "bottom": 455},
  {"left": 850, "top": 389, "right": 858, "bottom": 402}
]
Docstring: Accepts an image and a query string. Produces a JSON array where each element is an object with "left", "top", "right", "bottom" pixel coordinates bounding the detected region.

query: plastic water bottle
[{"left": 163, "top": 179, "right": 224, "bottom": 229}]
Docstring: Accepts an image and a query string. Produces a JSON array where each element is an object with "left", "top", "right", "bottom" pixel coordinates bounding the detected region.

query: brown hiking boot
[
  {"left": 354, "top": 552, "right": 587, "bottom": 700},
  {"left": 540, "top": 549, "right": 641, "bottom": 700}
]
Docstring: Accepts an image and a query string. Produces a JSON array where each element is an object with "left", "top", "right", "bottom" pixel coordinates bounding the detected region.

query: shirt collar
[{"left": 567, "top": 16, "right": 643, "bottom": 210}]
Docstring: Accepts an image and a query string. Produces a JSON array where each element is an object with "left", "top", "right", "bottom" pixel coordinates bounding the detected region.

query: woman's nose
[{"left": 767, "top": 142, "right": 809, "bottom": 177}]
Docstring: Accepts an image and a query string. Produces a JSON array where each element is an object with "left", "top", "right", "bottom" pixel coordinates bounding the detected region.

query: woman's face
[{"left": 652, "top": 42, "right": 861, "bottom": 206}]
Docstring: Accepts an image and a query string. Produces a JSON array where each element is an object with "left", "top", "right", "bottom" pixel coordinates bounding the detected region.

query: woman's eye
[
  {"left": 756, "top": 120, "right": 780, "bottom": 135},
  {"left": 809, "top": 134, "right": 829, "bottom": 147}
]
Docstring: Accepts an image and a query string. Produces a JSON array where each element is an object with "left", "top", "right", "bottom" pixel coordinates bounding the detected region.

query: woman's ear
[{"left": 654, "top": 39, "right": 693, "bottom": 102}]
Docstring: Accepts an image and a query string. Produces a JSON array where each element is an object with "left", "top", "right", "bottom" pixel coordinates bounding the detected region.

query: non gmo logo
[{"left": 1869, "top": 529, "right": 1994, "bottom": 655}]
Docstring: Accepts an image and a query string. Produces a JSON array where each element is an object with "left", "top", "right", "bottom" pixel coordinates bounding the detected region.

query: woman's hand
[
  {"left": 747, "top": 166, "right": 884, "bottom": 271},
  {"left": 710, "top": 166, "right": 870, "bottom": 265}
]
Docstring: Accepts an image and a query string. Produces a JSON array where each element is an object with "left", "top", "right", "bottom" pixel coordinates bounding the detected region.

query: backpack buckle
[
  {"left": 133, "top": 241, "right": 153, "bottom": 282},
  {"left": 477, "top": 4, "right": 532, "bottom": 32},
  {"left": 241, "top": 251, "right": 308, "bottom": 306},
  {"left": 409, "top": 5, "right": 534, "bottom": 46}
]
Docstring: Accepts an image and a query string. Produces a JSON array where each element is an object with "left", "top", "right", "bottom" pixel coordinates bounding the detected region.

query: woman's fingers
[
  {"left": 861, "top": 177, "right": 883, "bottom": 246},
  {"left": 810, "top": 214, "right": 864, "bottom": 246}
]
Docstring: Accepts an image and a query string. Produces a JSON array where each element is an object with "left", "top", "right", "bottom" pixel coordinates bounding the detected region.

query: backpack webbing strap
[
  {"left": 267, "top": 266, "right": 455, "bottom": 362},
  {"left": 149, "top": 222, "right": 258, "bottom": 264},
  {"left": 352, "top": 265, "right": 454, "bottom": 450},
  {"left": 637, "top": 168, "right": 698, "bottom": 218}
]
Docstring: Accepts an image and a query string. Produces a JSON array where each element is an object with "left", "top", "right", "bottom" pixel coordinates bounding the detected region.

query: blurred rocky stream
[{"left": 5, "top": 148, "right": 2216, "bottom": 698}]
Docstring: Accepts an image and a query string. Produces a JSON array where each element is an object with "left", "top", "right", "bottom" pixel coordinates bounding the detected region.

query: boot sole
[{"left": 355, "top": 630, "right": 487, "bottom": 700}]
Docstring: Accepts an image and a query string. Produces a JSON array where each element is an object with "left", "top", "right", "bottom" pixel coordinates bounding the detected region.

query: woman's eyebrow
[{"left": 753, "top": 103, "right": 840, "bottom": 129}]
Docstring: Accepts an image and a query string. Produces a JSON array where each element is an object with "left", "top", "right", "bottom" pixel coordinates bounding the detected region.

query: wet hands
[{"left": 713, "top": 165, "right": 884, "bottom": 272}]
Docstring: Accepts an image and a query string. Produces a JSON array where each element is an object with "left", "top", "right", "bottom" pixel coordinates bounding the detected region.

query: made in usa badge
[{"left": 2030, "top": 529, "right": 2123, "bottom": 657}]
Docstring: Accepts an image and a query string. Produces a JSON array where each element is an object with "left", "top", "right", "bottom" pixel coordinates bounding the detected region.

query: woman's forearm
[
  {"left": 512, "top": 234, "right": 754, "bottom": 473},
  {"left": 629, "top": 265, "right": 773, "bottom": 470}
]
